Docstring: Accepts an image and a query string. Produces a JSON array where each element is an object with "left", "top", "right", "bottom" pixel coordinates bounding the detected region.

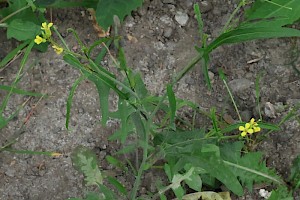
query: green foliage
[
  {"left": 2, "top": 0, "right": 300, "bottom": 199},
  {"left": 289, "top": 155, "right": 300, "bottom": 191},
  {"left": 7, "top": 19, "right": 40, "bottom": 40},
  {"left": 95, "top": 0, "right": 143, "bottom": 31}
]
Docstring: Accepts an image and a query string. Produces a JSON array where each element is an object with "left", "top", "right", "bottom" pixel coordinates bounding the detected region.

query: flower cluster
[
  {"left": 34, "top": 22, "right": 63, "bottom": 55},
  {"left": 239, "top": 118, "right": 261, "bottom": 137}
]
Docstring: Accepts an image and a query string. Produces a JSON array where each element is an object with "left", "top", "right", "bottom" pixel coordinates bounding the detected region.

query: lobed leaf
[{"left": 71, "top": 146, "right": 103, "bottom": 186}]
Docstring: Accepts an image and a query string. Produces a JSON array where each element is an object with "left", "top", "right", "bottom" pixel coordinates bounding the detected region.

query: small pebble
[{"left": 163, "top": 27, "right": 173, "bottom": 38}]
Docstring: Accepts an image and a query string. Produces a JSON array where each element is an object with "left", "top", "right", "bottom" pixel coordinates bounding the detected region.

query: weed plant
[{"left": 0, "top": 0, "right": 300, "bottom": 200}]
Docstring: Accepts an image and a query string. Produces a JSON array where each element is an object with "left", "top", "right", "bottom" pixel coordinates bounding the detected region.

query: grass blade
[
  {"left": 0, "top": 85, "right": 44, "bottom": 97},
  {"left": 0, "top": 40, "right": 30, "bottom": 68},
  {"left": 66, "top": 75, "right": 86, "bottom": 130}
]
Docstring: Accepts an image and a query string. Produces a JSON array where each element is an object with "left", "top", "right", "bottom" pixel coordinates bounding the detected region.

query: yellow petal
[
  {"left": 239, "top": 126, "right": 245, "bottom": 131},
  {"left": 254, "top": 127, "right": 261, "bottom": 132},
  {"left": 48, "top": 22, "right": 53, "bottom": 28},
  {"left": 250, "top": 118, "right": 255, "bottom": 124},
  {"left": 245, "top": 123, "right": 251, "bottom": 129},
  {"left": 52, "top": 45, "right": 63, "bottom": 55},
  {"left": 41, "top": 22, "right": 47, "bottom": 29},
  {"left": 34, "top": 35, "right": 46, "bottom": 44},
  {"left": 247, "top": 128, "right": 254, "bottom": 134},
  {"left": 241, "top": 131, "right": 247, "bottom": 137}
]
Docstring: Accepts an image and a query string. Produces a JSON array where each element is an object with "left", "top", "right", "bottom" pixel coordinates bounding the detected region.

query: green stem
[
  {"left": 221, "top": 0, "right": 245, "bottom": 33},
  {"left": 223, "top": 79, "right": 242, "bottom": 122}
]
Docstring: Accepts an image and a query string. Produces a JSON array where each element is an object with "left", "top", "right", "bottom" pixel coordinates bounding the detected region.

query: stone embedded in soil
[
  {"left": 175, "top": 11, "right": 189, "bottom": 26},
  {"left": 264, "top": 102, "right": 276, "bottom": 118},
  {"left": 228, "top": 78, "right": 254, "bottom": 93},
  {"left": 162, "top": 0, "right": 175, "bottom": 4}
]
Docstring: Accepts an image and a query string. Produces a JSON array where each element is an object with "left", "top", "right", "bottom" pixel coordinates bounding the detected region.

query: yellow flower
[
  {"left": 41, "top": 22, "right": 53, "bottom": 38},
  {"left": 34, "top": 35, "right": 46, "bottom": 44},
  {"left": 239, "top": 123, "right": 254, "bottom": 137},
  {"left": 52, "top": 45, "right": 63, "bottom": 54},
  {"left": 239, "top": 118, "right": 261, "bottom": 137}
]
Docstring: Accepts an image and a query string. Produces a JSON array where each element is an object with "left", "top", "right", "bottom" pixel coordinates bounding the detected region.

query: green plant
[{"left": 2, "top": 0, "right": 300, "bottom": 199}]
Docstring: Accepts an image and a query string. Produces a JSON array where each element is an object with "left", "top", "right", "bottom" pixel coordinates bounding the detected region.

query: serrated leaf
[
  {"left": 7, "top": 19, "right": 40, "bottom": 41},
  {"left": 96, "top": 0, "right": 143, "bottom": 30},
  {"left": 71, "top": 146, "right": 103, "bottom": 186}
]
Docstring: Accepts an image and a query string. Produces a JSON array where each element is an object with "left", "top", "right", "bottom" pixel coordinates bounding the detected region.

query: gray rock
[
  {"left": 5, "top": 168, "right": 16, "bottom": 177},
  {"left": 175, "top": 11, "right": 189, "bottom": 26},
  {"left": 199, "top": 1, "right": 213, "bottom": 13},
  {"left": 240, "top": 110, "right": 252, "bottom": 121},
  {"left": 228, "top": 78, "right": 254, "bottom": 93}
]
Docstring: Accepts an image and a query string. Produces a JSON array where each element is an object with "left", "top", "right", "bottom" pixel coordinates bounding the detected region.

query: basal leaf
[
  {"left": 71, "top": 146, "right": 103, "bottom": 186},
  {"left": 7, "top": 19, "right": 40, "bottom": 41},
  {"left": 182, "top": 155, "right": 244, "bottom": 196},
  {"left": 96, "top": 0, "right": 143, "bottom": 30}
]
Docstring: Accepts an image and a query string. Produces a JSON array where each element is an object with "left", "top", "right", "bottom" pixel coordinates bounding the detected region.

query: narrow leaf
[
  {"left": 0, "top": 40, "right": 30, "bottom": 68},
  {"left": 167, "top": 84, "right": 176, "bottom": 130},
  {"left": 94, "top": 80, "right": 110, "bottom": 126},
  {"left": 206, "top": 27, "right": 300, "bottom": 54}
]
